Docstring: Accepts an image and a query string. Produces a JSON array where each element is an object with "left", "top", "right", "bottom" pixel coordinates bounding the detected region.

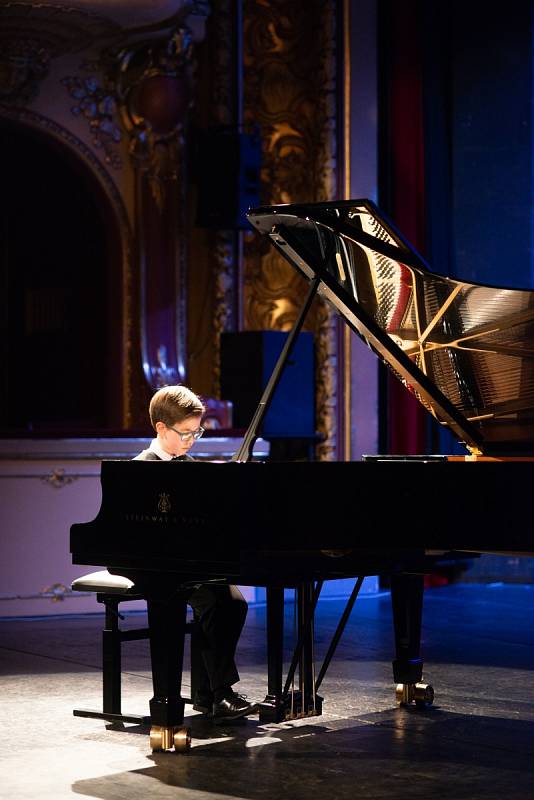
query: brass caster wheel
[
  {"left": 396, "top": 682, "right": 434, "bottom": 707},
  {"left": 173, "top": 727, "right": 191, "bottom": 752},
  {"left": 150, "top": 725, "right": 165, "bottom": 752},
  {"left": 150, "top": 725, "right": 191, "bottom": 752},
  {"left": 414, "top": 682, "right": 434, "bottom": 707},
  {"left": 396, "top": 683, "right": 411, "bottom": 705}
]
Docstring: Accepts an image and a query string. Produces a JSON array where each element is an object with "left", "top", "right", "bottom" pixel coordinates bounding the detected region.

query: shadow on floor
[{"left": 72, "top": 706, "right": 534, "bottom": 800}]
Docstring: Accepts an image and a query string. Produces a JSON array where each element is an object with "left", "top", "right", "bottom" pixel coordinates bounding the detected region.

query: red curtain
[{"left": 384, "top": 0, "right": 428, "bottom": 454}]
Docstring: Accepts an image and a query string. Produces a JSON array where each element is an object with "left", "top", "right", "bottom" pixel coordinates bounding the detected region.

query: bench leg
[
  {"left": 73, "top": 595, "right": 150, "bottom": 724},
  {"left": 103, "top": 597, "right": 121, "bottom": 715}
]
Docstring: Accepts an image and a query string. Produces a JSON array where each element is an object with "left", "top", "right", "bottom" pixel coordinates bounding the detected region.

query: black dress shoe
[{"left": 211, "top": 692, "right": 259, "bottom": 724}]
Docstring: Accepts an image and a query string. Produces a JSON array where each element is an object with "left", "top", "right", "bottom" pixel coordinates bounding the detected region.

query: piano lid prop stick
[
  {"left": 315, "top": 575, "right": 365, "bottom": 694},
  {"left": 232, "top": 276, "right": 321, "bottom": 463}
]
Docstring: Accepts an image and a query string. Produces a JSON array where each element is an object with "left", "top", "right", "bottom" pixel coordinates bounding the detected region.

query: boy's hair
[{"left": 149, "top": 385, "right": 205, "bottom": 430}]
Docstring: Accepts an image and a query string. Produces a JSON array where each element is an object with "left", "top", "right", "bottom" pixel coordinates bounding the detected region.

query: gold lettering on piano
[{"left": 122, "top": 512, "right": 206, "bottom": 526}]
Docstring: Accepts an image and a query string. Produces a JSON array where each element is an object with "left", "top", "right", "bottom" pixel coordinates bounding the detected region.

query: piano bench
[{"left": 71, "top": 570, "right": 198, "bottom": 725}]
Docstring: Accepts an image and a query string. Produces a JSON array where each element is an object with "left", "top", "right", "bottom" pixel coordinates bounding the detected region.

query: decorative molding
[
  {"left": 213, "top": 229, "right": 237, "bottom": 396},
  {"left": 315, "top": 303, "right": 338, "bottom": 462},
  {"left": 41, "top": 583, "right": 70, "bottom": 601},
  {"left": 315, "top": 2, "right": 339, "bottom": 461},
  {"left": 40, "top": 467, "right": 77, "bottom": 489}
]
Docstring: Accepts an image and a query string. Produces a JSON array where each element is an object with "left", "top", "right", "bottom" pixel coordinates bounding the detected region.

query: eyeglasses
[{"left": 167, "top": 425, "right": 205, "bottom": 442}]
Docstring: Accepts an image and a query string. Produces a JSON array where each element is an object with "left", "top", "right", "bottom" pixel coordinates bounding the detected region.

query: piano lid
[{"left": 247, "top": 199, "right": 534, "bottom": 456}]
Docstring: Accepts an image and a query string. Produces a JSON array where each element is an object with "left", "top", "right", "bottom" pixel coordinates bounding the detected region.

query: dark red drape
[{"left": 384, "top": 0, "right": 428, "bottom": 454}]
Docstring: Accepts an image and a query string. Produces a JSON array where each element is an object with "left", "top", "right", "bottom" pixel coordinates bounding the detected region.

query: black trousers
[{"left": 186, "top": 583, "right": 247, "bottom": 698}]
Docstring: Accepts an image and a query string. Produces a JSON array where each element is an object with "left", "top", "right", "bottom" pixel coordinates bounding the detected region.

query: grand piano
[{"left": 71, "top": 199, "right": 534, "bottom": 752}]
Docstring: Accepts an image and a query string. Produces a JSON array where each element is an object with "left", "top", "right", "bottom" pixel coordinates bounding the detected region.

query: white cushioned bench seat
[{"left": 71, "top": 569, "right": 137, "bottom": 594}]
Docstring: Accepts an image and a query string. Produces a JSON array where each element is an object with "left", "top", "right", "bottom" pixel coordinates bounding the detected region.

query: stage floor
[{"left": 1, "top": 583, "right": 534, "bottom": 800}]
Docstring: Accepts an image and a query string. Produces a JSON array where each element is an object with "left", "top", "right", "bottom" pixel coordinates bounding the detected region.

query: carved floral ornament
[
  {"left": 60, "top": 23, "right": 200, "bottom": 179},
  {"left": 61, "top": 70, "right": 122, "bottom": 168}
]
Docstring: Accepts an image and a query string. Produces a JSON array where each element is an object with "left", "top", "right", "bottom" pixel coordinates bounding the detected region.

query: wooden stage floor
[{"left": 1, "top": 582, "right": 534, "bottom": 800}]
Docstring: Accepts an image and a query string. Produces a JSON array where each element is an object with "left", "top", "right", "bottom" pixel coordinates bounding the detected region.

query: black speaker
[
  {"left": 195, "top": 128, "right": 261, "bottom": 229},
  {"left": 220, "top": 331, "right": 315, "bottom": 437}
]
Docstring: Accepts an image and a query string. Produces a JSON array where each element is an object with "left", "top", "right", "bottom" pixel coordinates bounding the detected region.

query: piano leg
[
  {"left": 297, "top": 582, "right": 322, "bottom": 718},
  {"left": 390, "top": 573, "right": 434, "bottom": 707},
  {"left": 259, "top": 586, "right": 285, "bottom": 722},
  {"left": 146, "top": 591, "right": 191, "bottom": 751}
]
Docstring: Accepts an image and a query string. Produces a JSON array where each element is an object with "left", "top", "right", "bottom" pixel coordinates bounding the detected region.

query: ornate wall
[
  {"left": 242, "top": 0, "right": 341, "bottom": 460},
  {"left": 0, "top": 0, "right": 344, "bottom": 455}
]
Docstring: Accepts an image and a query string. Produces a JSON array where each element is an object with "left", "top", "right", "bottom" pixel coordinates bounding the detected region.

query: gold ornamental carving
[
  {"left": 243, "top": 0, "right": 339, "bottom": 459},
  {"left": 113, "top": 26, "right": 194, "bottom": 210}
]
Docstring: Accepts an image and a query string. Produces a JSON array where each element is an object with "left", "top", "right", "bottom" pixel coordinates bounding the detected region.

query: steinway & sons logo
[
  {"left": 121, "top": 490, "right": 206, "bottom": 526},
  {"left": 157, "top": 492, "right": 171, "bottom": 513}
]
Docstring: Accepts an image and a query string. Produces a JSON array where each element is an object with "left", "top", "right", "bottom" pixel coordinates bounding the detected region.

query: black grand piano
[{"left": 71, "top": 199, "right": 534, "bottom": 752}]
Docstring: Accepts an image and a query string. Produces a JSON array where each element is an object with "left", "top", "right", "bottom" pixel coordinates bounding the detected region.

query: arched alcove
[{"left": 0, "top": 119, "right": 124, "bottom": 434}]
